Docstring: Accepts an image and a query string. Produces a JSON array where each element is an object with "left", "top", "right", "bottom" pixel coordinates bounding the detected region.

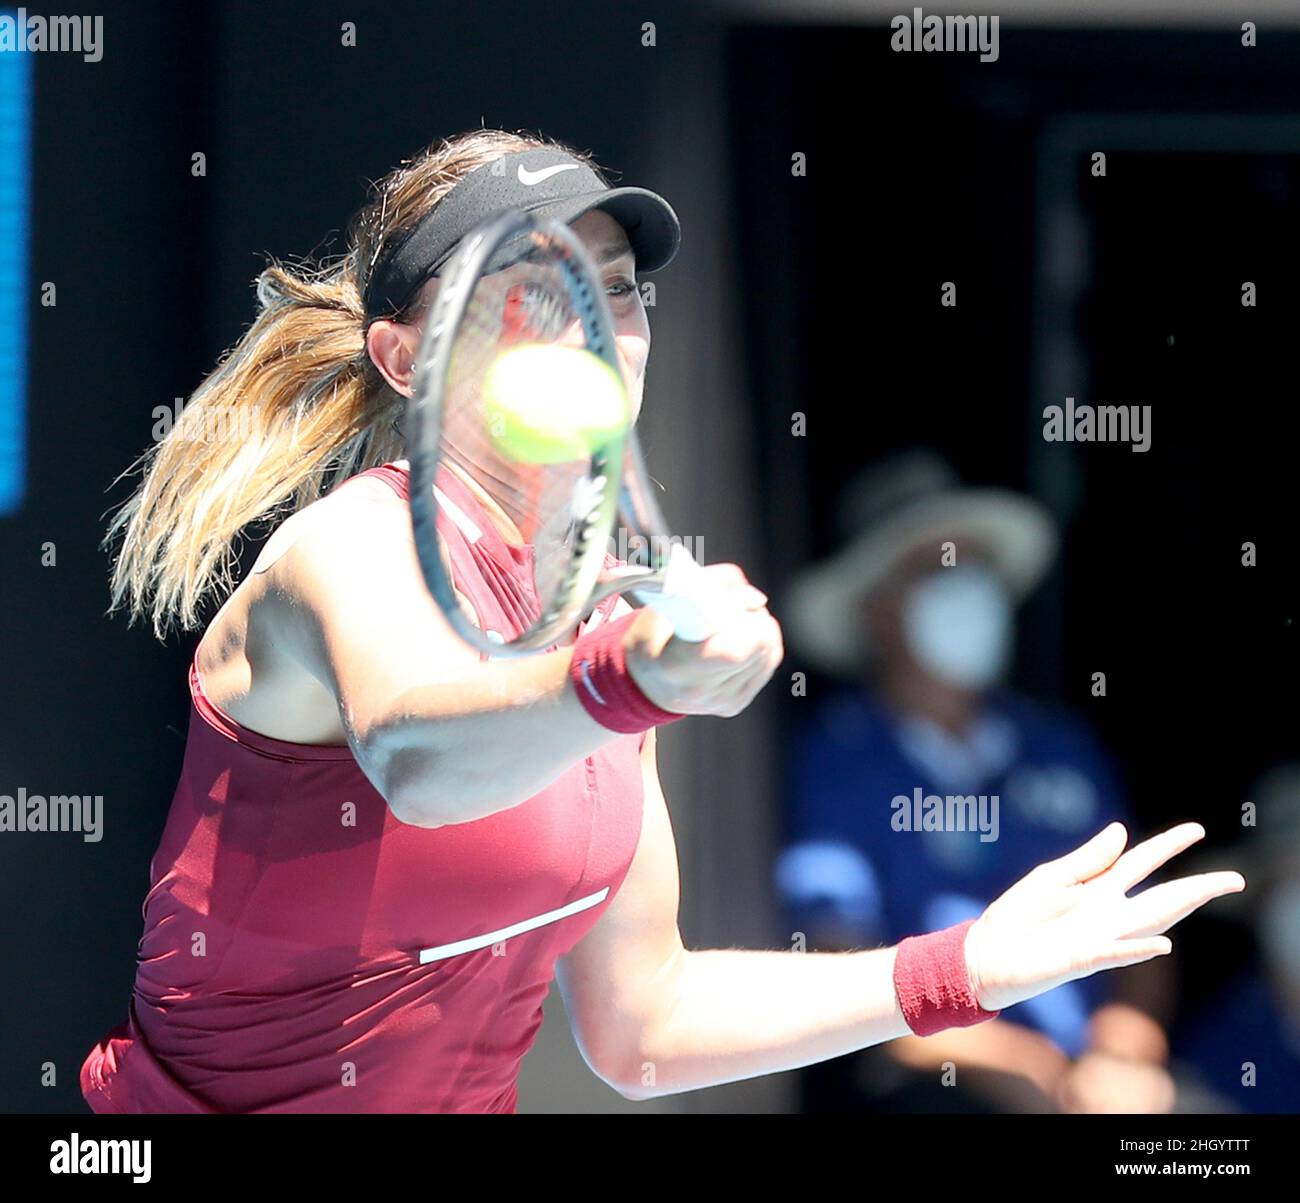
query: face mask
[{"left": 901, "top": 564, "right": 1013, "bottom": 690}]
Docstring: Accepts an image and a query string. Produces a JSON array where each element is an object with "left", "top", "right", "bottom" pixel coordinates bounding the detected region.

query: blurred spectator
[
  {"left": 1168, "top": 765, "right": 1300, "bottom": 1113},
  {"left": 776, "top": 451, "right": 1175, "bottom": 1113}
]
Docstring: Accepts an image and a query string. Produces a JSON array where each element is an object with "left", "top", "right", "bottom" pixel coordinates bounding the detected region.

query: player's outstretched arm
[{"left": 562, "top": 790, "right": 1244, "bottom": 1099}]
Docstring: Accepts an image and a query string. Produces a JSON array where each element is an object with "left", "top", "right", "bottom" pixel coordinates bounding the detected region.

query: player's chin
[
  {"left": 626, "top": 372, "right": 647, "bottom": 415},
  {"left": 616, "top": 350, "right": 647, "bottom": 402}
]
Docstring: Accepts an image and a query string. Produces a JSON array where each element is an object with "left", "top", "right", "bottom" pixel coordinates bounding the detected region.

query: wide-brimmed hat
[{"left": 784, "top": 451, "right": 1059, "bottom": 676}]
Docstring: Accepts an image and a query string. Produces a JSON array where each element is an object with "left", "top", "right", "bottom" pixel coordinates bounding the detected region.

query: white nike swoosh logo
[
  {"left": 517, "top": 163, "right": 581, "bottom": 186},
  {"left": 577, "top": 658, "right": 607, "bottom": 706}
]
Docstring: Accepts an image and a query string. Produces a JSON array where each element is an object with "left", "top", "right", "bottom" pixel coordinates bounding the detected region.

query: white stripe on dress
[
  {"left": 433, "top": 484, "right": 483, "bottom": 544},
  {"left": 417, "top": 886, "right": 611, "bottom": 964}
]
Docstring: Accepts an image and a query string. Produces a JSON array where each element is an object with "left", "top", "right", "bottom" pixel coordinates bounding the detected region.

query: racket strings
[{"left": 438, "top": 254, "right": 608, "bottom": 616}]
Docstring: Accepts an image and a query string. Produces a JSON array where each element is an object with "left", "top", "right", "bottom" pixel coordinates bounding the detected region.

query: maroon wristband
[
  {"left": 569, "top": 611, "right": 686, "bottom": 734},
  {"left": 893, "top": 918, "right": 1001, "bottom": 1037}
]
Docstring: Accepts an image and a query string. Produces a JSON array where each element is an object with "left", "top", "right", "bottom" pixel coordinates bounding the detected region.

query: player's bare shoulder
[
  {"left": 252, "top": 471, "right": 413, "bottom": 583},
  {"left": 238, "top": 469, "right": 425, "bottom": 682}
]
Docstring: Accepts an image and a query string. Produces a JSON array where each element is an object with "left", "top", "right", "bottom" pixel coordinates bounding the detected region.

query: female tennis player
[{"left": 81, "top": 128, "right": 1244, "bottom": 1113}]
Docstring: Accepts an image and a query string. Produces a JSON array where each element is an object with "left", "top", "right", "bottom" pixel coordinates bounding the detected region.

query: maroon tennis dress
[{"left": 80, "top": 462, "right": 646, "bottom": 1113}]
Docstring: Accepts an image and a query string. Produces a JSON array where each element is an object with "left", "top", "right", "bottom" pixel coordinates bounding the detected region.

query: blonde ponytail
[{"left": 105, "top": 257, "right": 400, "bottom": 638}]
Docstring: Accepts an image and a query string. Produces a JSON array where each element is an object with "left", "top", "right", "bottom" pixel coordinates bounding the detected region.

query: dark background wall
[
  {"left": 1, "top": 2, "right": 1294, "bottom": 1112},
  {"left": 733, "top": 22, "right": 1299, "bottom": 1074},
  {"left": 734, "top": 21, "right": 1298, "bottom": 828}
]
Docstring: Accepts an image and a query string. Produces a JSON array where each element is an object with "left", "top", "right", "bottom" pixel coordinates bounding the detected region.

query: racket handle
[{"left": 635, "top": 542, "right": 718, "bottom": 643}]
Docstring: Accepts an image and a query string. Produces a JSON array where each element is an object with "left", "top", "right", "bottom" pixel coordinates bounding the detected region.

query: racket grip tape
[
  {"left": 638, "top": 542, "right": 719, "bottom": 643},
  {"left": 569, "top": 612, "right": 686, "bottom": 734}
]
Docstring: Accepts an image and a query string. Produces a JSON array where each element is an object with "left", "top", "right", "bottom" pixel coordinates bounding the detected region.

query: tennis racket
[{"left": 405, "top": 208, "right": 717, "bottom": 658}]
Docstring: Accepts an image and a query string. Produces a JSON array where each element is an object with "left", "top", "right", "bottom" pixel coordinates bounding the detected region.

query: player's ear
[{"left": 366, "top": 318, "right": 420, "bottom": 396}]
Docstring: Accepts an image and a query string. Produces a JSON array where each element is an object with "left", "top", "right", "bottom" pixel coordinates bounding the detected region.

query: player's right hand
[
  {"left": 963, "top": 821, "right": 1246, "bottom": 1013},
  {"left": 623, "top": 562, "right": 783, "bottom": 718}
]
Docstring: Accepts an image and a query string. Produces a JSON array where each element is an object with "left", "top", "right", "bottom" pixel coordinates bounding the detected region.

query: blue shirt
[{"left": 776, "top": 685, "right": 1132, "bottom": 1057}]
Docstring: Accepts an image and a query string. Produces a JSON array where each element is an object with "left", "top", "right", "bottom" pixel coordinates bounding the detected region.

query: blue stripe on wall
[{"left": 0, "top": 27, "right": 31, "bottom": 515}]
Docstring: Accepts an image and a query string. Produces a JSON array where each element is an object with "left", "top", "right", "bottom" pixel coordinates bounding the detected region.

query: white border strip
[{"left": 418, "top": 886, "right": 610, "bottom": 964}]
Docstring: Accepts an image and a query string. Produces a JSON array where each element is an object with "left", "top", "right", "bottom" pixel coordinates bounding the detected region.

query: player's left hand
[{"left": 963, "top": 821, "right": 1246, "bottom": 1014}]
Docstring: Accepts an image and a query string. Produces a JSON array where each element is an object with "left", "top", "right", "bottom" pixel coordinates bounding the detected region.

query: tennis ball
[{"left": 481, "top": 343, "right": 629, "bottom": 464}]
